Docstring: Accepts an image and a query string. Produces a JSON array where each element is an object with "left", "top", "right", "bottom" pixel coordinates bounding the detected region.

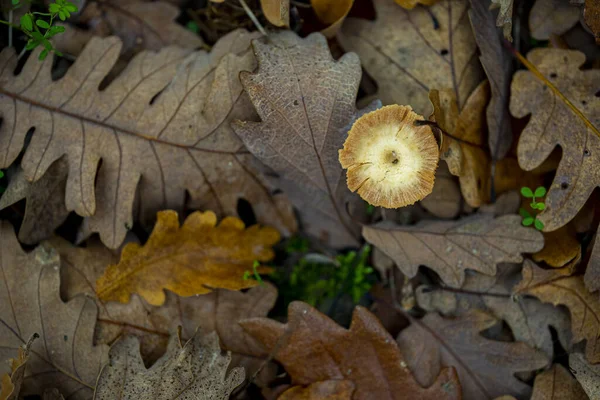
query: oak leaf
[
  {"left": 420, "top": 163, "right": 461, "bottom": 219},
  {"left": 397, "top": 311, "right": 549, "bottom": 399},
  {"left": 260, "top": 0, "right": 290, "bottom": 27},
  {"left": 584, "top": 230, "right": 600, "bottom": 292},
  {"left": 416, "top": 263, "right": 572, "bottom": 360},
  {"left": 529, "top": 0, "right": 580, "bottom": 40},
  {"left": 582, "top": 0, "right": 600, "bottom": 44},
  {"left": 233, "top": 32, "right": 373, "bottom": 247},
  {"left": 311, "top": 0, "right": 354, "bottom": 38},
  {"left": 515, "top": 260, "right": 600, "bottom": 363},
  {"left": 43, "top": 389, "right": 65, "bottom": 400},
  {"left": 430, "top": 80, "right": 490, "bottom": 207},
  {"left": 93, "top": 331, "right": 244, "bottom": 399},
  {"left": 278, "top": 381, "right": 355, "bottom": 400},
  {"left": 510, "top": 49, "right": 600, "bottom": 232},
  {"left": 0, "top": 158, "right": 69, "bottom": 244},
  {"left": 569, "top": 352, "right": 600, "bottom": 399},
  {"left": 338, "top": 0, "right": 483, "bottom": 114},
  {"left": 0, "top": 30, "right": 296, "bottom": 249},
  {"left": 533, "top": 225, "right": 581, "bottom": 267},
  {"left": 530, "top": 364, "right": 587, "bottom": 400},
  {"left": 0, "top": 222, "right": 108, "bottom": 399},
  {"left": 96, "top": 210, "right": 279, "bottom": 306},
  {"left": 362, "top": 214, "right": 544, "bottom": 288},
  {"left": 0, "top": 334, "right": 37, "bottom": 400},
  {"left": 489, "top": 0, "right": 514, "bottom": 40},
  {"left": 240, "top": 302, "right": 462, "bottom": 400},
  {"left": 468, "top": 0, "right": 513, "bottom": 159}
]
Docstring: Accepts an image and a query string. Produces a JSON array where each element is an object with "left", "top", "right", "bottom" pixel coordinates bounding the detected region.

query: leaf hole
[
  {"left": 236, "top": 198, "right": 257, "bottom": 227},
  {"left": 440, "top": 49, "right": 449, "bottom": 56},
  {"left": 550, "top": 73, "right": 557, "bottom": 78},
  {"left": 595, "top": 90, "right": 600, "bottom": 97},
  {"left": 584, "top": 149, "right": 591, "bottom": 156},
  {"left": 560, "top": 182, "right": 569, "bottom": 189}
]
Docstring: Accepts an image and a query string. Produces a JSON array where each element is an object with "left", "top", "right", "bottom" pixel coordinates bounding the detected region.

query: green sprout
[
  {"left": 519, "top": 186, "right": 546, "bottom": 231},
  {"left": 4, "top": 0, "right": 77, "bottom": 60},
  {"left": 285, "top": 235, "right": 309, "bottom": 254},
  {"left": 242, "top": 260, "right": 264, "bottom": 285}
]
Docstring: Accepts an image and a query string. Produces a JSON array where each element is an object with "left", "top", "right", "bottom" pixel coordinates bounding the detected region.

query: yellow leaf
[
  {"left": 260, "top": 0, "right": 290, "bottom": 27},
  {"left": 394, "top": 0, "right": 440, "bottom": 10},
  {"left": 96, "top": 210, "right": 279, "bottom": 306},
  {"left": 311, "top": 0, "right": 354, "bottom": 38}
]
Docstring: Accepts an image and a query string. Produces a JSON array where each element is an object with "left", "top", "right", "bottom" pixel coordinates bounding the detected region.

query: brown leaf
[
  {"left": 583, "top": 0, "right": 600, "bottom": 44},
  {"left": 233, "top": 32, "right": 371, "bottom": 247},
  {"left": 530, "top": 364, "right": 587, "bottom": 400},
  {"left": 240, "top": 302, "right": 462, "bottom": 400},
  {"left": 261, "top": 0, "right": 290, "bottom": 27},
  {"left": 416, "top": 263, "right": 572, "bottom": 360},
  {"left": 431, "top": 80, "right": 490, "bottom": 207},
  {"left": 96, "top": 210, "right": 279, "bottom": 306},
  {"left": 93, "top": 331, "right": 244, "bottom": 399},
  {"left": 363, "top": 214, "right": 544, "bottom": 288},
  {"left": 0, "top": 158, "right": 69, "bottom": 244},
  {"left": 56, "top": 1, "right": 203, "bottom": 59},
  {"left": 397, "top": 311, "right": 549, "bottom": 399},
  {"left": 420, "top": 163, "right": 461, "bottom": 219},
  {"left": 338, "top": 0, "right": 483, "bottom": 114},
  {"left": 533, "top": 225, "right": 581, "bottom": 267},
  {"left": 489, "top": 0, "right": 513, "bottom": 40},
  {"left": 510, "top": 48, "right": 600, "bottom": 232},
  {"left": 0, "top": 222, "right": 108, "bottom": 399},
  {"left": 569, "top": 352, "right": 600, "bottom": 399},
  {"left": 42, "top": 389, "right": 65, "bottom": 400},
  {"left": 278, "top": 381, "right": 355, "bottom": 400},
  {"left": 0, "top": 30, "right": 296, "bottom": 249},
  {"left": 0, "top": 334, "right": 37, "bottom": 400},
  {"left": 529, "top": 0, "right": 580, "bottom": 40},
  {"left": 468, "top": 0, "right": 513, "bottom": 160},
  {"left": 585, "top": 231, "right": 600, "bottom": 292},
  {"left": 311, "top": 0, "right": 354, "bottom": 38},
  {"left": 395, "top": 0, "right": 440, "bottom": 9},
  {"left": 515, "top": 260, "right": 600, "bottom": 363}
]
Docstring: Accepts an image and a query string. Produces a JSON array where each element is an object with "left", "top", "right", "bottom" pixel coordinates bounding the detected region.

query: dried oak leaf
[
  {"left": 55, "top": 0, "right": 203, "bottom": 59},
  {"left": 363, "top": 213, "right": 544, "bottom": 288},
  {"left": 468, "top": 0, "right": 513, "bottom": 160},
  {"left": 569, "top": 352, "right": 600, "bottom": 399},
  {"left": 514, "top": 260, "right": 600, "bottom": 363},
  {"left": 93, "top": 331, "right": 244, "bottom": 399},
  {"left": 43, "top": 389, "right": 65, "bottom": 400},
  {"left": 510, "top": 48, "right": 600, "bottom": 232},
  {"left": 0, "top": 334, "right": 37, "bottom": 400},
  {"left": 533, "top": 224, "right": 581, "bottom": 267},
  {"left": 416, "top": 263, "right": 572, "bottom": 360},
  {"left": 420, "top": 163, "right": 461, "bottom": 219},
  {"left": 96, "top": 210, "right": 278, "bottom": 306},
  {"left": 240, "top": 302, "right": 462, "bottom": 400},
  {"left": 0, "top": 158, "right": 69, "bottom": 245},
  {"left": 584, "top": 230, "right": 600, "bottom": 292},
  {"left": 52, "top": 235, "right": 277, "bottom": 382},
  {"left": 278, "top": 381, "right": 355, "bottom": 400},
  {"left": 529, "top": 0, "right": 580, "bottom": 40},
  {"left": 489, "top": 0, "right": 514, "bottom": 40},
  {"left": 311, "top": 0, "right": 354, "bottom": 38},
  {"left": 233, "top": 32, "right": 373, "bottom": 247},
  {"left": 397, "top": 311, "right": 549, "bottom": 399},
  {"left": 260, "top": 0, "right": 290, "bottom": 27},
  {"left": 0, "top": 222, "right": 108, "bottom": 399},
  {"left": 530, "top": 364, "right": 587, "bottom": 400},
  {"left": 0, "top": 30, "right": 296, "bottom": 250},
  {"left": 430, "top": 80, "right": 491, "bottom": 207},
  {"left": 338, "top": 0, "right": 483, "bottom": 114},
  {"left": 582, "top": 0, "right": 600, "bottom": 44}
]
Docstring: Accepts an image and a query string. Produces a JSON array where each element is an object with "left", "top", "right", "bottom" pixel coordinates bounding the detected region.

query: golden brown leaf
[
  {"left": 93, "top": 331, "right": 244, "bottom": 399},
  {"left": 363, "top": 214, "right": 544, "bottom": 287},
  {"left": 583, "top": 0, "right": 600, "bottom": 44},
  {"left": 241, "top": 302, "right": 462, "bottom": 400},
  {"left": 510, "top": 48, "right": 600, "bottom": 232},
  {"left": 278, "top": 381, "right": 355, "bottom": 400},
  {"left": 233, "top": 32, "right": 373, "bottom": 247},
  {"left": 515, "top": 260, "right": 600, "bottom": 363},
  {"left": 395, "top": 0, "right": 440, "bottom": 10},
  {"left": 0, "top": 222, "right": 108, "bottom": 399},
  {"left": 570, "top": 352, "right": 600, "bottom": 399},
  {"left": 0, "top": 334, "right": 37, "bottom": 400},
  {"left": 430, "top": 80, "right": 490, "bottom": 207},
  {"left": 533, "top": 225, "right": 581, "bottom": 267},
  {"left": 529, "top": 0, "right": 580, "bottom": 40},
  {"left": 530, "top": 364, "right": 587, "bottom": 400},
  {"left": 261, "top": 0, "right": 290, "bottom": 27},
  {"left": 397, "top": 311, "right": 549, "bottom": 399},
  {"left": 311, "top": 0, "right": 354, "bottom": 37},
  {"left": 96, "top": 210, "right": 279, "bottom": 306},
  {"left": 0, "top": 31, "right": 296, "bottom": 249},
  {"left": 339, "top": 0, "right": 483, "bottom": 114}
]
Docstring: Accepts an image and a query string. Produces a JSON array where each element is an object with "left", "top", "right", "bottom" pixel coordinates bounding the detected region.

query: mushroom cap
[{"left": 339, "top": 105, "right": 439, "bottom": 208}]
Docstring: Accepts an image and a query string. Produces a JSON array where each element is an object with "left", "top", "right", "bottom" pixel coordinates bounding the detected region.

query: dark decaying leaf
[
  {"left": 0, "top": 30, "right": 296, "bottom": 250},
  {"left": 0, "top": 222, "right": 108, "bottom": 399},
  {"left": 363, "top": 214, "right": 544, "bottom": 287},
  {"left": 584, "top": 230, "right": 600, "bottom": 292},
  {"left": 338, "top": 0, "right": 483, "bottom": 114},
  {"left": 93, "top": 331, "right": 244, "bottom": 399},
  {"left": 240, "top": 302, "right": 462, "bottom": 400},
  {"left": 397, "top": 311, "right": 549, "bottom": 399},
  {"left": 233, "top": 31, "right": 374, "bottom": 248},
  {"left": 510, "top": 48, "right": 600, "bottom": 232}
]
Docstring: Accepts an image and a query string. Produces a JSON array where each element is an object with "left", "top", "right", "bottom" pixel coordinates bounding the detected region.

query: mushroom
[{"left": 339, "top": 105, "right": 439, "bottom": 208}]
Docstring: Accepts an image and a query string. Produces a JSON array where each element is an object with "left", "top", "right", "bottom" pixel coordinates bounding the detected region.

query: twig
[{"left": 238, "top": 0, "right": 267, "bottom": 37}]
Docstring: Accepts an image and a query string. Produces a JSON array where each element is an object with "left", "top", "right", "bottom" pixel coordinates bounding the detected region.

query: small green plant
[
  {"left": 242, "top": 260, "right": 264, "bottom": 285},
  {"left": 4, "top": 0, "right": 77, "bottom": 60},
  {"left": 285, "top": 235, "right": 309, "bottom": 254},
  {"left": 520, "top": 186, "right": 546, "bottom": 231}
]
